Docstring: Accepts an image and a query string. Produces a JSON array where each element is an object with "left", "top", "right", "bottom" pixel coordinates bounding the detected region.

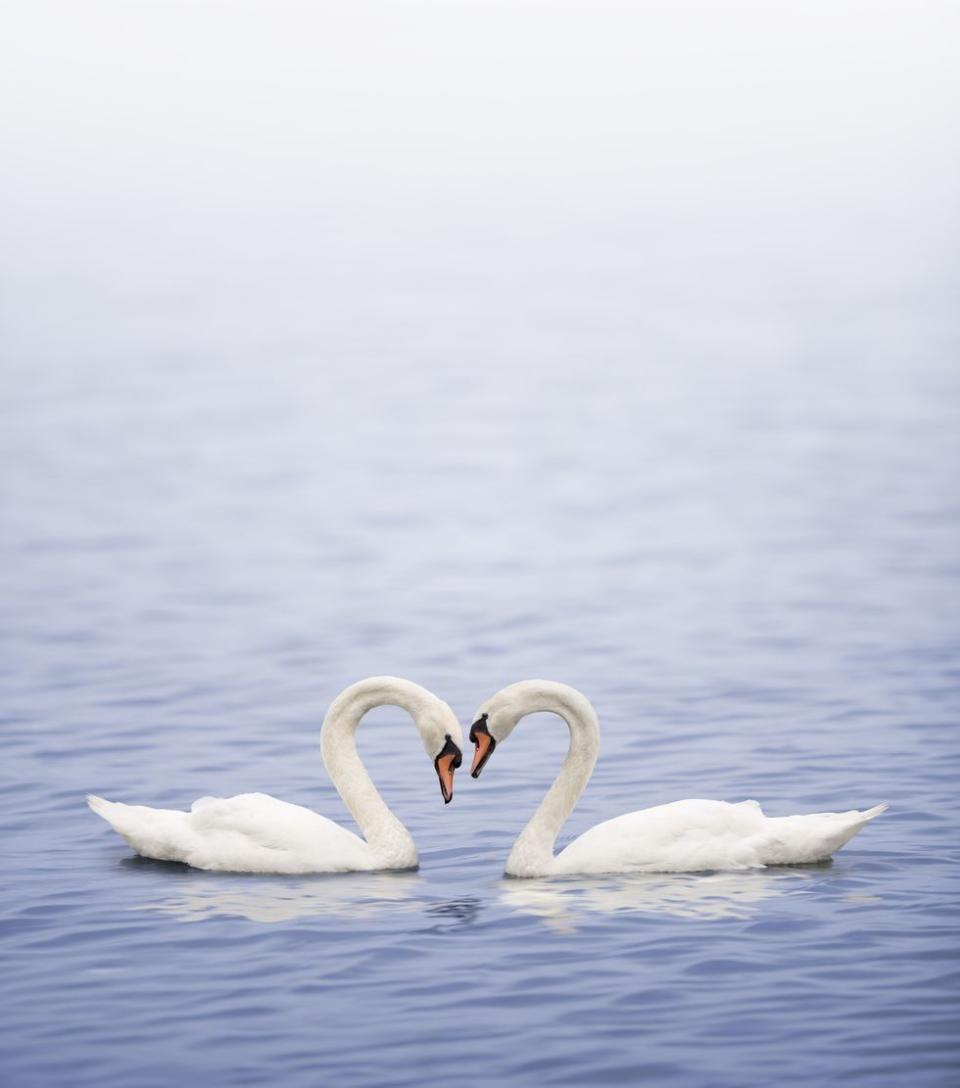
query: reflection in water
[
  {"left": 501, "top": 870, "right": 814, "bottom": 931},
  {"left": 424, "top": 897, "right": 482, "bottom": 930},
  {"left": 137, "top": 871, "right": 423, "bottom": 924}
]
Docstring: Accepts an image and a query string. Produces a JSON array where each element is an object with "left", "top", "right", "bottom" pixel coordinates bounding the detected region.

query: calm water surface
[
  {"left": 3, "top": 272, "right": 958, "bottom": 1086},
  {"left": 3, "top": 7, "right": 960, "bottom": 1086}
]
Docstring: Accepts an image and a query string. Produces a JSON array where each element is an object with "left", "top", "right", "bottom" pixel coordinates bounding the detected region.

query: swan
[
  {"left": 469, "top": 680, "right": 887, "bottom": 877},
  {"left": 88, "top": 676, "right": 463, "bottom": 874}
]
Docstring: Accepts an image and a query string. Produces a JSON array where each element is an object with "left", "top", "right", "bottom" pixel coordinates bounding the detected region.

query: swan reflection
[
  {"left": 137, "top": 871, "right": 423, "bottom": 923},
  {"left": 500, "top": 869, "right": 811, "bottom": 931}
]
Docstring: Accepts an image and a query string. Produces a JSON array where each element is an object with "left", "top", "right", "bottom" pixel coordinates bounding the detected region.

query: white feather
[
  {"left": 87, "top": 677, "right": 462, "bottom": 874},
  {"left": 473, "top": 680, "right": 887, "bottom": 878}
]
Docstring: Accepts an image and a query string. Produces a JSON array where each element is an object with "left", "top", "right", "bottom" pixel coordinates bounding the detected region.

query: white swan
[
  {"left": 88, "top": 676, "right": 463, "bottom": 874},
  {"left": 469, "top": 680, "right": 887, "bottom": 877}
]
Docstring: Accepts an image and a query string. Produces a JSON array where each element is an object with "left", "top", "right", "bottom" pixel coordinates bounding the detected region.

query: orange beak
[
  {"left": 436, "top": 751, "right": 457, "bottom": 804},
  {"left": 470, "top": 728, "right": 495, "bottom": 778},
  {"left": 433, "top": 736, "right": 462, "bottom": 804}
]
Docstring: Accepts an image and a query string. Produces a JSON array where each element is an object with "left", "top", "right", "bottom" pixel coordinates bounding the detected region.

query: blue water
[{"left": 2, "top": 5, "right": 960, "bottom": 1086}]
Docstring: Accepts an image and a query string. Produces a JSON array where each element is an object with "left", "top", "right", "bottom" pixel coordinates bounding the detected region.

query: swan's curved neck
[
  {"left": 320, "top": 677, "right": 433, "bottom": 867},
  {"left": 505, "top": 684, "right": 599, "bottom": 876}
]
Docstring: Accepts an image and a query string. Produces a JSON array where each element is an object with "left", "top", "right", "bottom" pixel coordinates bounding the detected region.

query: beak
[
  {"left": 434, "top": 736, "right": 462, "bottom": 805},
  {"left": 469, "top": 716, "right": 496, "bottom": 778}
]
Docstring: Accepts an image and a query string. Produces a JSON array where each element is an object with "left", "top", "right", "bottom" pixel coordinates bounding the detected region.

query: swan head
[
  {"left": 420, "top": 700, "right": 464, "bottom": 804},
  {"left": 468, "top": 684, "right": 529, "bottom": 777},
  {"left": 322, "top": 677, "right": 464, "bottom": 804},
  {"left": 469, "top": 680, "right": 597, "bottom": 777}
]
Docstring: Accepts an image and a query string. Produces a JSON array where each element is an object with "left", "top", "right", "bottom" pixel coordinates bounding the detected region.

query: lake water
[{"left": 2, "top": 5, "right": 960, "bottom": 1086}]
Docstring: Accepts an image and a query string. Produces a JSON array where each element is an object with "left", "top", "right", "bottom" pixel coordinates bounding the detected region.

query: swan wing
[
  {"left": 87, "top": 792, "right": 378, "bottom": 874},
  {"left": 555, "top": 799, "right": 774, "bottom": 874}
]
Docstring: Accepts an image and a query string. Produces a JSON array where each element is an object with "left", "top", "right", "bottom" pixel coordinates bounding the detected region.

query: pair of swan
[{"left": 89, "top": 676, "right": 886, "bottom": 877}]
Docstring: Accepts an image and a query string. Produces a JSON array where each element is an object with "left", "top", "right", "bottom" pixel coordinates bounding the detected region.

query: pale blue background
[{"left": 2, "top": 3, "right": 958, "bottom": 1085}]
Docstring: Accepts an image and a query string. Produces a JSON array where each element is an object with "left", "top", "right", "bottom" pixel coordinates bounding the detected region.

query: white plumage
[
  {"left": 87, "top": 792, "right": 379, "bottom": 874},
  {"left": 88, "top": 677, "right": 463, "bottom": 874},
  {"left": 550, "top": 797, "right": 888, "bottom": 876},
  {"left": 470, "top": 680, "right": 887, "bottom": 878}
]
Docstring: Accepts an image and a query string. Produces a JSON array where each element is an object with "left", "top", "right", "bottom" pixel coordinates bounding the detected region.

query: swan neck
[
  {"left": 320, "top": 678, "right": 430, "bottom": 867},
  {"left": 506, "top": 687, "right": 599, "bottom": 876}
]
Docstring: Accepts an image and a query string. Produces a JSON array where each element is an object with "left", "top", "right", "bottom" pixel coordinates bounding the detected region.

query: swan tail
[
  {"left": 87, "top": 794, "right": 114, "bottom": 818},
  {"left": 762, "top": 803, "right": 888, "bottom": 865},
  {"left": 86, "top": 794, "right": 193, "bottom": 864},
  {"left": 817, "top": 802, "right": 889, "bottom": 854},
  {"left": 86, "top": 794, "right": 140, "bottom": 835}
]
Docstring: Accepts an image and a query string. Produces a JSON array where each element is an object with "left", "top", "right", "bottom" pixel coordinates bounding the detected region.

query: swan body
[
  {"left": 88, "top": 677, "right": 463, "bottom": 874},
  {"left": 469, "top": 680, "right": 886, "bottom": 878},
  {"left": 543, "top": 797, "right": 888, "bottom": 877},
  {"left": 86, "top": 792, "right": 383, "bottom": 875}
]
